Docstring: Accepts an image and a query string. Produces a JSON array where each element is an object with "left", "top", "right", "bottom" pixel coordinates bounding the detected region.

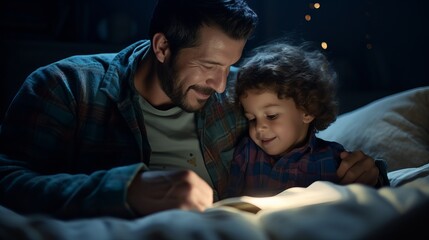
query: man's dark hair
[{"left": 149, "top": 0, "right": 258, "bottom": 56}]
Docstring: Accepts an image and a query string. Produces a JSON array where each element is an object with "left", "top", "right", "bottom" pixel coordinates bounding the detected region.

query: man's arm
[{"left": 0, "top": 64, "right": 141, "bottom": 219}]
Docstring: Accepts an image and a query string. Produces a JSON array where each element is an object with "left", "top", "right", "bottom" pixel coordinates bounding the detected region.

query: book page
[{"left": 212, "top": 181, "right": 346, "bottom": 214}]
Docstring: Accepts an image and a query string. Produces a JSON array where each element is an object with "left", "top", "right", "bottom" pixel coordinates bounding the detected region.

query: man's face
[{"left": 159, "top": 25, "right": 246, "bottom": 112}]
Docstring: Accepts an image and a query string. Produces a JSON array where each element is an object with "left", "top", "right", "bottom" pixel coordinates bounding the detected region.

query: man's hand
[
  {"left": 127, "top": 170, "right": 213, "bottom": 216},
  {"left": 337, "top": 151, "right": 379, "bottom": 186}
]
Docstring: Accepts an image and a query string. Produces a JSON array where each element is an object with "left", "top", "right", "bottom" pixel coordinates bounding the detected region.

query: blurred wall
[{"left": 1, "top": 0, "right": 428, "bottom": 120}]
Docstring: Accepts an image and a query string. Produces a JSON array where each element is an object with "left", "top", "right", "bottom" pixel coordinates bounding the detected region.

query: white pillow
[{"left": 318, "top": 86, "right": 429, "bottom": 171}]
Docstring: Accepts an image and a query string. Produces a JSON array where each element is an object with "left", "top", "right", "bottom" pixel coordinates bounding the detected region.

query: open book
[{"left": 211, "top": 181, "right": 346, "bottom": 214}]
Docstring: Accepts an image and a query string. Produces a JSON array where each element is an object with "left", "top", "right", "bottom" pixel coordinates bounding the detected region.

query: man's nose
[{"left": 207, "top": 68, "right": 229, "bottom": 93}]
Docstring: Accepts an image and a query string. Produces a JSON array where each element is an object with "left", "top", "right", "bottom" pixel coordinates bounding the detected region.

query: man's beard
[{"left": 158, "top": 58, "right": 213, "bottom": 112}]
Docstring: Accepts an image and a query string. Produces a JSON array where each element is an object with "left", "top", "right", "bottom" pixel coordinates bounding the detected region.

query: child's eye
[
  {"left": 266, "top": 114, "right": 278, "bottom": 120},
  {"left": 247, "top": 118, "right": 256, "bottom": 122}
]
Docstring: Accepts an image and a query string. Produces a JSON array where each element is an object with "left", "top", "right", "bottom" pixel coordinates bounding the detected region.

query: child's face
[{"left": 240, "top": 89, "right": 314, "bottom": 156}]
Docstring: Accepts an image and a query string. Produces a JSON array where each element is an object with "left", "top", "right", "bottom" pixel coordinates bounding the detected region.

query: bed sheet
[{"left": 1, "top": 163, "right": 429, "bottom": 240}]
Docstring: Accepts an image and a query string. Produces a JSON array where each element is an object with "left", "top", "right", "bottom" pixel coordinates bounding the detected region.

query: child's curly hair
[{"left": 235, "top": 39, "right": 339, "bottom": 131}]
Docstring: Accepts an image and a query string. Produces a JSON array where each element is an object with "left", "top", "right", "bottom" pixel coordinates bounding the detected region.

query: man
[{"left": 0, "top": 0, "right": 386, "bottom": 219}]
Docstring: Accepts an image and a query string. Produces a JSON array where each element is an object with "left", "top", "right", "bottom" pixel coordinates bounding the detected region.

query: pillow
[{"left": 317, "top": 86, "right": 429, "bottom": 171}]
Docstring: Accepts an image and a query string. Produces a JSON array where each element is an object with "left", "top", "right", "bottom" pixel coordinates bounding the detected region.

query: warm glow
[
  {"left": 305, "top": 14, "right": 312, "bottom": 21},
  {"left": 314, "top": 3, "right": 321, "bottom": 9},
  {"left": 212, "top": 181, "right": 344, "bottom": 213},
  {"left": 366, "top": 43, "right": 373, "bottom": 49},
  {"left": 321, "top": 42, "right": 328, "bottom": 49}
]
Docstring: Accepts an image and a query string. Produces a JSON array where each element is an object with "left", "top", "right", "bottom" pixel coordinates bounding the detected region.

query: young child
[{"left": 226, "top": 40, "right": 345, "bottom": 197}]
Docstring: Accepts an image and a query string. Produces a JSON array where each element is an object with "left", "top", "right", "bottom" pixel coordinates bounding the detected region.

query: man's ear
[
  {"left": 152, "top": 33, "right": 170, "bottom": 63},
  {"left": 302, "top": 113, "right": 315, "bottom": 124}
]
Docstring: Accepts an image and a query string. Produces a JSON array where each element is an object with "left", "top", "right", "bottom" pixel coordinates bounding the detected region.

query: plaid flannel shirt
[
  {"left": 226, "top": 131, "right": 346, "bottom": 197},
  {"left": 0, "top": 40, "right": 247, "bottom": 219}
]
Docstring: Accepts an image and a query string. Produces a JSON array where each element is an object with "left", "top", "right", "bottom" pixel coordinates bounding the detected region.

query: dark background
[{"left": 1, "top": 0, "right": 428, "bottom": 121}]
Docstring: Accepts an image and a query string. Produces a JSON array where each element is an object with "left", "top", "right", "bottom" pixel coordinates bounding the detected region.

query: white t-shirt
[{"left": 139, "top": 96, "right": 213, "bottom": 187}]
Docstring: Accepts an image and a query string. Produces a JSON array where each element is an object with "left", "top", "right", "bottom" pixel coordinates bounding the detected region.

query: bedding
[
  {"left": 318, "top": 86, "right": 429, "bottom": 171},
  {"left": 1, "top": 86, "right": 428, "bottom": 240}
]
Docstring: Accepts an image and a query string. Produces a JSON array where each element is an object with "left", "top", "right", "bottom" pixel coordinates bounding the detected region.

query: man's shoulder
[{"left": 50, "top": 40, "right": 150, "bottom": 69}]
